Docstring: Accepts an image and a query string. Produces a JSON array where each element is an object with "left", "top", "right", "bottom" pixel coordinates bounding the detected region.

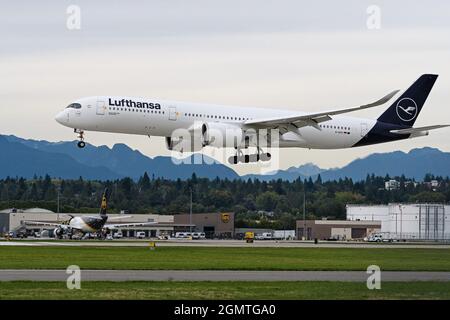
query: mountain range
[
  {"left": 1, "top": 134, "right": 449, "bottom": 181},
  {"left": 0, "top": 135, "right": 238, "bottom": 180}
]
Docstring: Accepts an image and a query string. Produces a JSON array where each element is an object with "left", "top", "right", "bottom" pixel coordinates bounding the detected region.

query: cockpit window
[{"left": 66, "top": 103, "right": 82, "bottom": 109}]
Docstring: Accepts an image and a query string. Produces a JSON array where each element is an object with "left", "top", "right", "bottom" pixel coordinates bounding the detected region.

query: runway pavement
[
  {"left": 0, "top": 270, "right": 449, "bottom": 282},
  {"left": 1, "top": 239, "right": 449, "bottom": 249}
]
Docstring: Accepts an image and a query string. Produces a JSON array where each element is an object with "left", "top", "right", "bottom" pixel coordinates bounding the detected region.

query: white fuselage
[
  {"left": 68, "top": 216, "right": 106, "bottom": 233},
  {"left": 56, "top": 96, "right": 380, "bottom": 150}
]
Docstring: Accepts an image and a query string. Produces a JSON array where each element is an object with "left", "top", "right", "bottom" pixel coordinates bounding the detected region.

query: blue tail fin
[{"left": 377, "top": 74, "right": 438, "bottom": 127}]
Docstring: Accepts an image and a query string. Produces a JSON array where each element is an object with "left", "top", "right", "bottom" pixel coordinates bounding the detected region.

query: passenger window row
[
  {"left": 110, "top": 107, "right": 164, "bottom": 114},
  {"left": 320, "top": 124, "right": 351, "bottom": 130},
  {"left": 184, "top": 113, "right": 251, "bottom": 121}
]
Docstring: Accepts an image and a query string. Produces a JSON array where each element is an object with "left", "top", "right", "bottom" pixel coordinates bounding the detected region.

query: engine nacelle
[
  {"left": 166, "top": 121, "right": 245, "bottom": 153},
  {"left": 165, "top": 134, "right": 204, "bottom": 153},
  {"left": 201, "top": 122, "right": 244, "bottom": 148},
  {"left": 53, "top": 227, "right": 64, "bottom": 238}
]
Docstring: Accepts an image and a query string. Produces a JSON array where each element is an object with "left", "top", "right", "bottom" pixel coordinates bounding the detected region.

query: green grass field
[
  {"left": 0, "top": 246, "right": 449, "bottom": 270},
  {"left": 0, "top": 281, "right": 449, "bottom": 300}
]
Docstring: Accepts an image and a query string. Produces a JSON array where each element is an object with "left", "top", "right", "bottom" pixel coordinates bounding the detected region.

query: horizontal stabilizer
[{"left": 390, "top": 125, "right": 450, "bottom": 134}]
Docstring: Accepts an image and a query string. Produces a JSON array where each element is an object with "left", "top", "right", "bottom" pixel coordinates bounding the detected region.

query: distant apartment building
[
  {"left": 384, "top": 179, "right": 419, "bottom": 190},
  {"left": 385, "top": 179, "right": 400, "bottom": 190}
]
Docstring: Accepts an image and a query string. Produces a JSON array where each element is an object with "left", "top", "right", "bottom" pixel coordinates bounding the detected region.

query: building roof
[
  {"left": 296, "top": 219, "right": 381, "bottom": 226},
  {"left": 23, "top": 208, "right": 54, "bottom": 213},
  {"left": 0, "top": 208, "right": 54, "bottom": 214}
]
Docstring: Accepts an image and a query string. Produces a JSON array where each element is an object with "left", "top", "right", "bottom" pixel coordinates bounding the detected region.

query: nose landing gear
[{"left": 75, "top": 129, "right": 86, "bottom": 149}]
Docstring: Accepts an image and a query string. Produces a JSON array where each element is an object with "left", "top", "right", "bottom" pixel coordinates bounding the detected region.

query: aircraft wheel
[
  {"left": 259, "top": 153, "right": 271, "bottom": 162},
  {"left": 228, "top": 156, "right": 239, "bottom": 164},
  {"left": 77, "top": 141, "right": 86, "bottom": 148}
]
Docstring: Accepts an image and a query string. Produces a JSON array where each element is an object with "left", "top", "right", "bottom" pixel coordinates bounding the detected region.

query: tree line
[{"left": 0, "top": 173, "right": 449, "bottom": 229}]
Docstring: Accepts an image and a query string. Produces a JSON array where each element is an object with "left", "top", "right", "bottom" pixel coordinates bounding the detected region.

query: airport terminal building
[
  {"left": 173, "top": 212, "right": 235, "bottom": 238},
  {"left": 0, "top": 208, "right": 235, "bottom": 239},
  {"left": 295, "top": 203, "right": 449, "bottom": 241},
  {"left": 296, "top": 219, "right": 381, "bottom": 241},
  {"left": 0, "top": 208, "right": 178, "bottom": 237}
]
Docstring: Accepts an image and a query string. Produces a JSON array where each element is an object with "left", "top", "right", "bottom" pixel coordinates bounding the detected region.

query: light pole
[
  {"left": 303, "top": 184, "right": 306, "bottom": 241},
  {"left": 189, "top": 187, "right": 193, "bottom": 233},
  {"left": 57, "top": 186, "right": 60, "bottom": 222},
  {"left": 399, "top": 205, "right": 403, "bottom": 239}
]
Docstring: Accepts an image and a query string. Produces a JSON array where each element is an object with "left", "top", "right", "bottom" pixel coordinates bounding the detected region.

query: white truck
[
  {"left": 255, "top": 232, "right": 273, "bottom": 240},
  {"left": 192, "top": 232, "right": 206, "bottom": 239},
  {"left": 135, "top": 231, "right": 146, "bottom": 239},
  {"left": 175, "top": 232, "right": 190, "bottom": 238},
  {"left": 273, "top": 230, "right": 296, "bottom": 240},
  {"left": 366, "top": 233, "right": 397, "bottom": 242}
]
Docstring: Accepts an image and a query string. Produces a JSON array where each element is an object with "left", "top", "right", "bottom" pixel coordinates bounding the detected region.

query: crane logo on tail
[{"left": 396, "top": 98, "right": 418, "bottom": 122}]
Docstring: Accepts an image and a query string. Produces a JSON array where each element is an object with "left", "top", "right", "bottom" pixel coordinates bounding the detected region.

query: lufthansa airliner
[{"left": 55, "top": 74, "right": 448, "bottom": 164}]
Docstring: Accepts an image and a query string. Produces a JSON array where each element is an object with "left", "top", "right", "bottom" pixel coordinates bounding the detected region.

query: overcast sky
[{"left": 1, "top": 1, "right": 450, "bottom": 175}]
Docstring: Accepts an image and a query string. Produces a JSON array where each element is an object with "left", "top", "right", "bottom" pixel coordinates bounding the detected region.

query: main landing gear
[
  {"left": 75, "top": 129, "right": 86, "bottom": 148},
  {"left": 228, "top": 147, "right": 271, "bottom": 164}
]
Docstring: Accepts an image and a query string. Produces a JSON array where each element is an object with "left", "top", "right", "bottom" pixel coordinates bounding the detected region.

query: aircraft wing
[
  {"left": 22, "top": 221, "right": 63, "bottom": 227},
  {"left": 390, "top": 125, "right": 450, "bottom": 134},
  {"left": 244, "top": 90, "right": 399, "bottom": 130},
  {"left": 104, "top": 222, "right": 157, "bottom": 229},
  {"left": 107, "top": 215, "right": 133, "bottom": 221}
]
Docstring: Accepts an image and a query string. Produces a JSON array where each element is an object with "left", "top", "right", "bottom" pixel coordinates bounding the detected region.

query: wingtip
[
  {"left": 388, "top": 89, "right": 400, "bottom": 98},
  {"left": 376, "top": 89, "right": 400, "bottom": 105}
]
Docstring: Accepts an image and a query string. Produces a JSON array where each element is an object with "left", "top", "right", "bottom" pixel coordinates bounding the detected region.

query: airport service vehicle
[
  {"left": 367, "top": 233, "right": 383, "bottom": 242},
  {"left": 273, "top": 230, "right": 296, "bottom": 240},
  {"left": 135, "top": 231, "right": 146, "bottom": 239},
  {"left": 192, "top": 232, "right": 206, "bottom": 239},
  {"left": 255, "top": 232, "right": 273, "bottom": 240},
  {"left": 366, "top": 233, "right": 398, "bottom": 242},
  {"left": 55, "top": 74, "right": 449, "bottom": 164},
  {"left": 11, "top": 231, "right": 27, "bottom": 239},
  {"left": 23, "top": 189, "right": 156, "bottom": 239},
  {"left": 244, "top": 232, "right": 255, "bottom": 243},
  {"left": 175, "top": 232, "right": 191, "bottom": 238},
  {"left": 113, "top": 231, "right": 123, "bottom": 239}
]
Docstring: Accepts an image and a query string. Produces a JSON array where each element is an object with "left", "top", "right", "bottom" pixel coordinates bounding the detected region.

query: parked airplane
[
  {"left": 24, "top": 189, "right": 155, "bottom": 239},
  {"left": 55, "top": 74, "right": 448, "bottom": 164}
]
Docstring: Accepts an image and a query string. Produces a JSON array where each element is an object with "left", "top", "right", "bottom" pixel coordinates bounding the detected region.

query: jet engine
[
  {"left": 201, "top": 122, "right": 245, "bottom": 148},
  {"left": 165, "top": 136, "right": 203, "bottom": 153},
  {"left": 165, "top": 122, "right": 245, "bottom": 153},
  {"left": 53, "top": 227, "right": 64, "bottom": 239}
]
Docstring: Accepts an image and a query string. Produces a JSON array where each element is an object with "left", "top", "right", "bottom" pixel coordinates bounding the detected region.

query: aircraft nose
[{"left": 55, "top": 110, "right": 67, "bottom": 124}]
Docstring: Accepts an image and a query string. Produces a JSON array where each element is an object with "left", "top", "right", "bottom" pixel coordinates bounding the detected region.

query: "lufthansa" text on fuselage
[{"left": 108, "top": 98, "right": 161, "bottom": 109}]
